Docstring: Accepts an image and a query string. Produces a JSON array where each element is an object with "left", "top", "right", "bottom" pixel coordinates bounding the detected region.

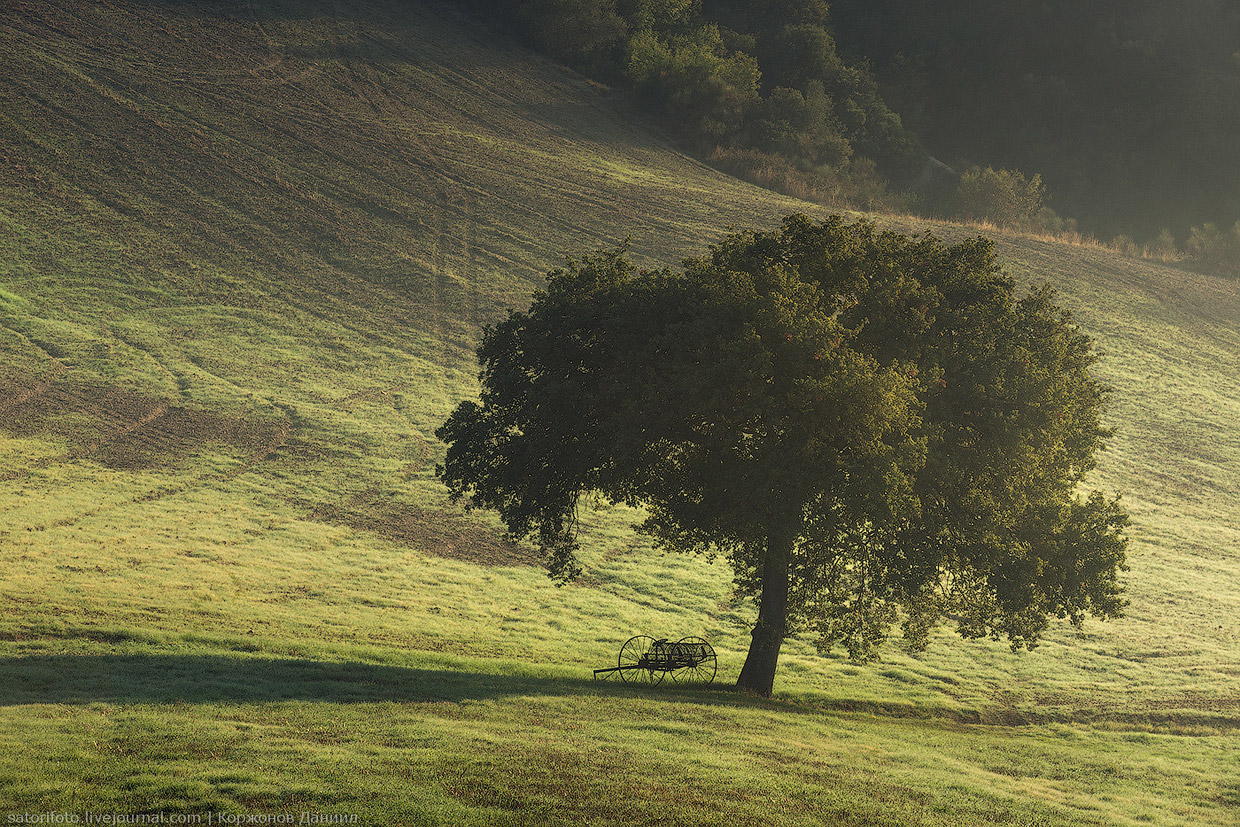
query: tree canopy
[{"left": 436, "top": 215, "right": 1128, "bottom": 696}]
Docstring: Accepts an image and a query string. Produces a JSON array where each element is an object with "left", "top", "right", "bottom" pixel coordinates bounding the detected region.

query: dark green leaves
[{"left": 437, "top": 214, "right": 1127, "bottom": 666}]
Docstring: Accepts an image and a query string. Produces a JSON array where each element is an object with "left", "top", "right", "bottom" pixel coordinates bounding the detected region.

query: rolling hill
[{"left": 1, "top": 0, "right": 1238, "bottom": 824}]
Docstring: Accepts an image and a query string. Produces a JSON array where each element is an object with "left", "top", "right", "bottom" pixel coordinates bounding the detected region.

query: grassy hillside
[{"left": 1, "top": 0, "right": 1238, "bottom": 824}]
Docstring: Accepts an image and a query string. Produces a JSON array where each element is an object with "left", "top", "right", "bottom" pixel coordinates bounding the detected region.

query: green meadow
[{"left": 0, "top": 0, "right": 1237, "bottom": 823}]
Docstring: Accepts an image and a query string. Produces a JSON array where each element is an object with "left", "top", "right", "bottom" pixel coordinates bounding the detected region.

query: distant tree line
[
  {"left": 455, "top": 0, "right": 1240, "bottom": 277},
  {"left": 464, "top": 0, "right": 931, "bottom": 211}
]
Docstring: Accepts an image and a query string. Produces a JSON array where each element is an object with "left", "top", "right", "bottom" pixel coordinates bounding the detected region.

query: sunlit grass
[{"left": 0, "top": 640, "right": 1233, "bottom": 825}]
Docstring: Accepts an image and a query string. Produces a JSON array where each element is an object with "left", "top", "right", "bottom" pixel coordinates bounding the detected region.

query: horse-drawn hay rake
[{"left": 593, "top": 635, "right": 717, "bottom": 685}]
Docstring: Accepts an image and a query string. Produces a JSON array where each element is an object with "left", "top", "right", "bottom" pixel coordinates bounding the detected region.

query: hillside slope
[
  {"left": 0, "top": 0, "right": 813, "bottom": 671},
  {"left": 1, "top": 0, "right": 1238, "bottom": 823}
]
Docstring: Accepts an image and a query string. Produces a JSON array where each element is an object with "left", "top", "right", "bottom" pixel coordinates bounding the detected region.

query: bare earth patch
[
  {"left": 310, "top": 500, "right": 541, "bottom": 568},
  {"left": 0, "top": 375, "right": 288, "bottom": 471}
]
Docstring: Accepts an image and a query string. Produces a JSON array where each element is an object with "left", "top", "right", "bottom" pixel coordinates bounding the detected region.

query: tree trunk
[{"left": 736, "top": 526, "right": 796, "bottom": 698}]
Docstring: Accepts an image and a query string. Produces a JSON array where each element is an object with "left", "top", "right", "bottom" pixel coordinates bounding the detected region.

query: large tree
[{"left": 436, "top": 215, "right": 1128, "bottom": 697}]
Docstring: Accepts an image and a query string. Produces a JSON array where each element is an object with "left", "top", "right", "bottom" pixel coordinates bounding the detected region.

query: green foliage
[
  {"left": 1144, "top": 227, "right": 1179, "bottom": 260},
  {"left": 705, "top": 0, "right": 831, "bottom": 32},
  {"left": 728, "top": 16, "right": 927, "bottom": 181},
  {"left": 758, "top": 22, "right": 841, "bottom": 92},
  {"left": 516, "top": 0, "right": 627, "bottom": 68},
  {"left": 1033, "top": 206, "right": 1081, "bottom": 238},
  {"left": 948, "top": 166, "right": 1047, "bottom": 229},
  {"left": 616, "top": 0, "right": 696, "bottom": 31},
  {"left": 743, "top": 83, "right": 851, "bottom": 167},
  {"left": 624, "top": 25, "right": 760, "bottom": 139},
  {"left": 438, "top": 215, "right": 1127, "bottom": 690},
  {"left": 491, "top": 0, "right": 927, "bottom": 204}
]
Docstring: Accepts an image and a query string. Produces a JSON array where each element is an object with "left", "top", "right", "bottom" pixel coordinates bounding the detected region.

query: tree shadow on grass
[
  {"left": 0, "top": 651, "right": 967, "bottom": 723},
  {"left": 8, "top": 652, "right": 1234, "bottom": 731},
  {"left": 0, "top": 651, "right": 748, "bottom": 708}
]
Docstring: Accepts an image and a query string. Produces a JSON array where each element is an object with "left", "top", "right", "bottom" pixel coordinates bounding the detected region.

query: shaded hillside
[{"left": 1, "top": 0, "right": 1239, "bottom": 822}]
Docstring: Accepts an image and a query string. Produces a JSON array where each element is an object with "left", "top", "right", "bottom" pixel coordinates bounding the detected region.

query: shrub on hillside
[
  {"left": 625, "top": 25, "right": 761, "bottom": 141},
  {"left": 1143, "top": 228, "right": 1179, "bottom": 262},
  {"left": 516, "top": 0, "right": 627, "bottom": 69},
  {"left": 707, "top": 147, "right": 845, "bottom": 203},
  {"left": 616, "top": 0, "right": 694, "bottom": 31},
  {"left": 754, "top": 22, "right": 925, "bottom": 182},
  {"left": 1186, "top": 221, "right": 1240, "bottom": 277},
  {"left": 707, "top": 148, "right": 905, "bottom": 214},
  {"left": 1110, "top": 235, "right": 1142, "bottom": 258},
  {"left": 948, "top": 165, "right": 1046, "bottom": 229},
  {"left": 1032, "top": 206, "right": 1080, "bottom": 237},
  {"left": 742, "top": 83, "right": 852, "bottom": 167}
]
